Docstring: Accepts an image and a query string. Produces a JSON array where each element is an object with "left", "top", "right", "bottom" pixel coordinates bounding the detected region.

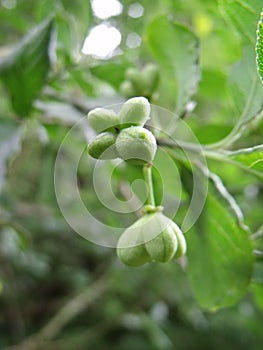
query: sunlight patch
[
  {"left": 91, "top": 0, "right": 123, "bottom": 19},
  {"left": 82, "top": 24, "right": 121, "bottom": 59}
]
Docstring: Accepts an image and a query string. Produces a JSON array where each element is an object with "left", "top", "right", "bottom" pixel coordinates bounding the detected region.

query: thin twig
[
  {"left": 39, "top": 316, "right": 122, "bottom": 350},
  {"left": 251, "top": 225, "right": 263, "bottom": 240},
  {"left": 254, "top": 250, "right": 263, "bottom": 259}
]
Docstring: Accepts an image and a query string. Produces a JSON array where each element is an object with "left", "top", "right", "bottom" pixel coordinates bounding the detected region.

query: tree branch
[{"left": 158, "top": 139, "right": 263, "bottom": 179}]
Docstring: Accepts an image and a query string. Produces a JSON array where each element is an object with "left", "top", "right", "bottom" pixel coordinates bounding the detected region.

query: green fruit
[
  {"left": 87, "top": 132, "right": 118, "bottom": 159},
  {"left": 116, "top": 126, "right": 157, "bottom": 164},
  {"left": 124, "top": 65, "right": 159, "bottom": 98},
  {"left": 119, "top": 97, "right": 150, "bottom": 128},
  {"left": 126, "top": 67, "right": 144, "bottom": 91},
  {"left": 170, "top": 221, "right": 187, "bottom": 259},
  {"left": 88, "top": 108, "right": 119, "bottom": 133},
  {"left": 117, "top": 244, "right": 150, "bottom": 267},
  {"left": 143, "top": 64, "right": 159, "bottom": 96},
  {"left": 120, "top": 80, "right": 136, "bottom": 98},
  {"left": 145, "top": 225, "right": 178, "bottom": 263},
  {"left": 116, "top": 212, "right": 185, "bottom": 267}
]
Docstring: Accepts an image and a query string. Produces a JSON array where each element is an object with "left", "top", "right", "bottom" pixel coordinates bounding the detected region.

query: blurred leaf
[
  {"left": 192, "top": 124, "right": 233, "bottom": 144},
  {"left": 251, "top": 283, "right": 263, "bottom": 310},
  {"left": 61, "top": 0, "right": 92, "bottom": 42},
  {"left": 0, "top": 9, "right": 27, "bottom": 43},
  {"left": 140, "top": 313, "right": 173, "bottom": 350},
  {"left": 187, "top": 178, "right": 254, "bottom": 310},
  {"left": 228, "top": 46, "right": 263, "bottom": 124},
  {"left": 7, "top": 126, "right": 45, "bottom": 201},
  {"left": 256, "top": 10, "right": 263, "bottom": 83},
  {"left": 0, "top": 226, "right": 26, "bottom": 256},
  {"left": 55, "top": 10, "right": 76, "bottom": 65},
  {"left": 228, "top": 145, "right": 263, "bottom": 175},
  {"left": 37, "top": 148, "right": 57, "bottom": 206},
  {"left": 0, "top": 119, "right": 21, "bottom": 192},
  {"left": 70, "top": 69, "right": 95, "bottom": 96},
  {"left": 90, "top": 61, "right": 130, "bottom": 90},
  {"left": 35, "top": 0, "right": 58, "bottom": 20},
  {"left": 198, "top": 69, "right": 228, "bottom": 100},
  {"left": 0, "top": 17, "right": 54, "bottom": 117},
  {"left": 146, "top": 16, "right": 200, "bottom": 115},
  {"left": 219, "top": 0, "right": 261, "bottom": 43},
  {"left": 204, "top": 45, "right": 263, "bottom": 148},
  {"left": 252, "top": 261, "right": 263, "bottom": 284}
]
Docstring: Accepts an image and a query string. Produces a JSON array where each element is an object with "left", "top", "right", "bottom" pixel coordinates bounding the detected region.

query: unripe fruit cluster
[
  {"left": 120, "top": 64, "right": 159, "bottom": 99},
  {"left": 117, "top": 212, "right": 187, "bottom": 267},
  {"left": 87, "top": 97, "right": 157, "bottom": 164}
]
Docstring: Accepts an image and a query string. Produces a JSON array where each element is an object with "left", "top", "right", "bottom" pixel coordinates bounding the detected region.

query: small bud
[
  {"left": 119, "top": 97, "right": 150, "bottom": 128},
  {"left": 88, "top": 108, "right": 120, "bottom": 133},
  {"left": 116, "top": 126, "right": 157, "bottom": 164},
  {"left": 87, "top": 132, "right": 118, "bottom": 159}
]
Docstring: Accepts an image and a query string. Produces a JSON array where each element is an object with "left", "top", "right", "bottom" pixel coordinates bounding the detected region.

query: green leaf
[
  {"left": 187, "top": 178, "right": 254, "bottom": 310},
  {"left": 251, "top": 283, "right": 263, "bottom": 311},
  {"left": 202, "top": 46, "right": 263, "bottom": 149},
  {"left": 90, "top": 61, "right": 130, "bottom": 90},
  {"left": 256, "top": 10, "right": 263, "bottom": 83},
  {"left": 55, "top": 11, "right": 76, "bottom": 65},
  {"left": 146, "top": 16, "right": 200, "bottom": 115},
  {"left": 61, "top": 0, "right": 92, "bottom": 43},
  {"left": 0, "top": 18, "right": 54, "bottom": 117},
  {"left": 219, "top": 0, "right": 262, "bottom": 44},
  {"left": 228, "top": 46, "right": 263, "bottom": 125},
  {"left": 228, "top": 145, "right": 263, "bottom": 174}
]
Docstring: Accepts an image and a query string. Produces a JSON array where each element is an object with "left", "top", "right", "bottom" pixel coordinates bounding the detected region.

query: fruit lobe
[
  {"left": 88, "top": 108, "right": 119, "bottom": 133},
  {"left": 116, "top": 126, "right": 157, "bottom": 164},
  {"left": 87, "top": 131, "right": 118, "bottom": 159},
  {"left": 145, "top": 225, "right": 178, "bottom": 262},
  {"left": 119, "top": 97, "right": 150, "bottom": 128}
]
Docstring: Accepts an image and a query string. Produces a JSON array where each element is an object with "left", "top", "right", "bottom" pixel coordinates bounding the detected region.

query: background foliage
[{"left": 0, "top": 0, "right": 263, "bottom": 349}]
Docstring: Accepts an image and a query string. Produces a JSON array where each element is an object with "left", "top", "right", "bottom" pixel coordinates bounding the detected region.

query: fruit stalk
[{"left": 143, "top": 163, "right": 155, "bottom": 207}]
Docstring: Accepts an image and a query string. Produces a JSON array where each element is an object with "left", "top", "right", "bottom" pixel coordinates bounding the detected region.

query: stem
[
  {"left": 157, "top": 139, "right": 263, "bottom": 179},
  {"left": 251, "top": 225, "right": 263, "bottom": 240},
  {"left": 143, "top": 163, "right": 155, "bottom": 207}
]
